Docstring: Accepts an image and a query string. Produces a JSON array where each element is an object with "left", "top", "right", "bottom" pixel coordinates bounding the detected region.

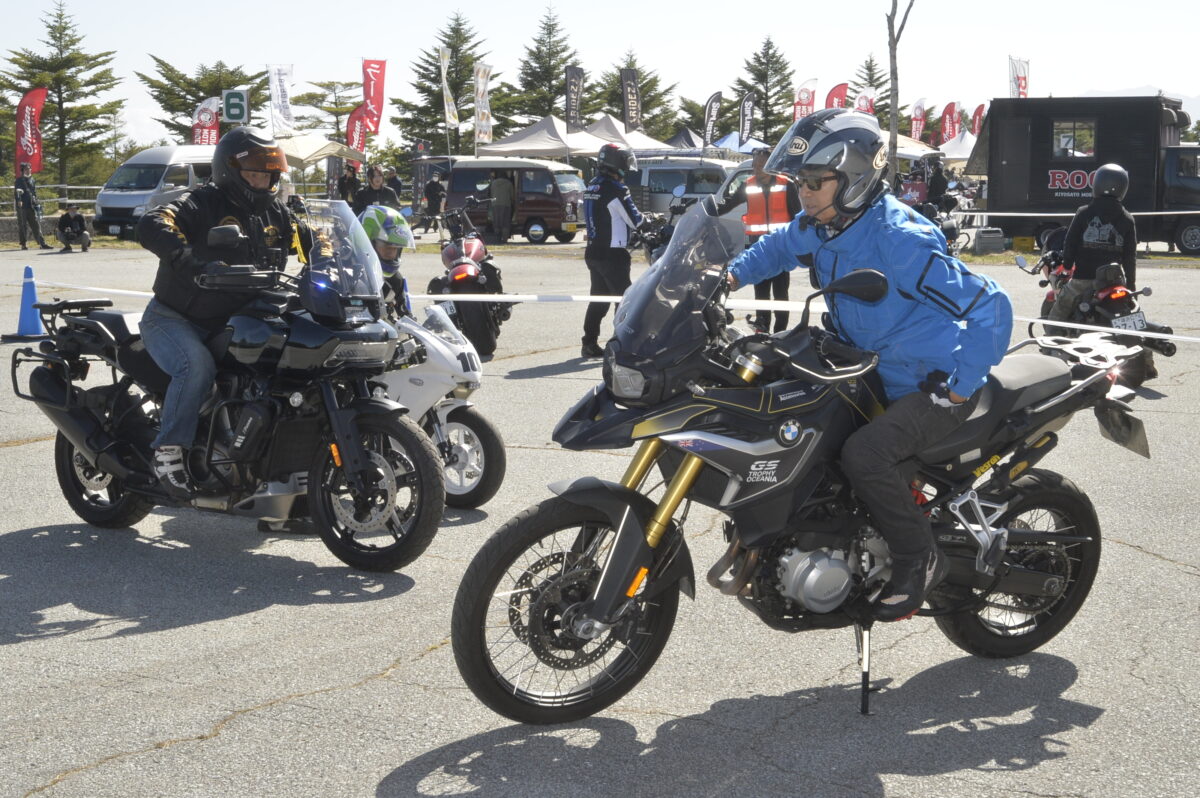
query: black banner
[
  {"left": 565, "top": 66, "right": 584, "bottom": 131},
  {"left": 739, "top": 92, "right": 756, "bottom": 147},
  {"left": 703, "top": 92, "right": 722, "bottom": 146},
  {"left": 620, "top": 68, "right": 641, "bottom": 133}
]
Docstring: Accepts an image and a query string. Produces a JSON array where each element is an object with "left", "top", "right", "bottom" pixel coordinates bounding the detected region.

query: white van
[
  {"left": 94, "top": 144, "right": 215, "bottom": 237},
  {"left": 625, "top": 156, "right": 740, "bottom": 214}
]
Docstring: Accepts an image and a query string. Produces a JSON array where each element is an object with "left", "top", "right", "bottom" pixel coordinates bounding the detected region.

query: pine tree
[
  {"left": 729, "top": 37, "right": 794, "bottom": 145},
  {"left": 584, "top": 52, "right": 677, "bottom": 142},
  {"left": 0, "top": 92, "right": 13, "bottom": 178},
  {"left": 291, "top": 80, "right": 362, "bottom": 137},
  {"left": 849, "top": 54, "right": 904, "bottom": 126},
  {"left": 1183, "top": 120, "right": 1200, "bottom": 143},
  {"left": 0, "top": 1, "right": 121, "bottom": 185},
  {"left": 389, "top": 13, "right": 511, "bottom": 155},
  {"left": 512, "top": 8, "right": 582, "bottom": 120},
  {"left": 134, "top": 56, "right": 268, "bottom": 141}
]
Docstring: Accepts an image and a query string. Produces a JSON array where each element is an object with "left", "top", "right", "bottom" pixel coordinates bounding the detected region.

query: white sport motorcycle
[{"left": 382, "top": 304, "right": 506, "bottom": 508}]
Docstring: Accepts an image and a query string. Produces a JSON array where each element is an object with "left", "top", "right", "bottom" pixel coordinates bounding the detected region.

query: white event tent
[
  {"left": 585, "top": 114, "right": 674, "bottom": 150},
  {"left": 476, "top": 115, "right": 609, "bottom": 158}
]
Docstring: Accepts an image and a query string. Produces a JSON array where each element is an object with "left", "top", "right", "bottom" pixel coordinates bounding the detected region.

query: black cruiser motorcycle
[
  {"left": 451, "top": 197, "right": 1151, "bottom": 723},
  {"left": 12, "top": 200, "right": 444, "bottom": 572}
]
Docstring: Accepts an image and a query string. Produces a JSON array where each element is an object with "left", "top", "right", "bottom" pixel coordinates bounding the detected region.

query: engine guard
[{"left": 549, "top": 476, "right": 696, "bottom": 623}]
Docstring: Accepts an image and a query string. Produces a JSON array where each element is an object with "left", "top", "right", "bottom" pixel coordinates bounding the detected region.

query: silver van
[
  {"left": 94, "top": 144, "right": 215, "bottom": 237},
  {"left": 625, "top": 156, "right": 739, "bottom": 214}
]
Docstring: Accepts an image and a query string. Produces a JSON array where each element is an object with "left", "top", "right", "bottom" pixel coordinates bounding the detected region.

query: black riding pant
[
  {"left": 753, "top": 272, "right": 791, "bottom": 332},
  {"left": 583, "top": 246, "right": 632, "bottom": 342}
]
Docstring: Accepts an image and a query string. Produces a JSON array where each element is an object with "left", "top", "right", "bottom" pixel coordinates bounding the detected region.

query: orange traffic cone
[{"left": 2, "top": 265, "right": 48, "bottom": 341}]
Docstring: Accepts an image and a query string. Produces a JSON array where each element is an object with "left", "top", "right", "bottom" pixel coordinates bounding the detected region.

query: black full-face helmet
[
  {"left": 1092, "top": 163, "right": 1129, "bottom": 201},
  {"left": 212, "top": 126, "right": 289, "bottom": 213},
  {"left": 598, "top": 143, "right": 637, "bottom": 177},
  {"left": 764, "top": 108, "right": 889, "bottom": 216}
]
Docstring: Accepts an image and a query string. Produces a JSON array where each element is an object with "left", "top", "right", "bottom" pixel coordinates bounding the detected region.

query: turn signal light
[
  {"left": 625, "top": 566, "right": 649, "bottom": 597},
  {"left": 330, "top": 443, "right": 342, "bottom": 467}
]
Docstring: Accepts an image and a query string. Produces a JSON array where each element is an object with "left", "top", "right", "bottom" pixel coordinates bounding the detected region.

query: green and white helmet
[{"left": 359, "top": 204, "right": 415, "bottom": 250}]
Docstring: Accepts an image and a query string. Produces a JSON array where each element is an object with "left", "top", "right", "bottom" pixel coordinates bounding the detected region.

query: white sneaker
[{"left": 153, "top": 445, "right": 191, "bottom": 497}]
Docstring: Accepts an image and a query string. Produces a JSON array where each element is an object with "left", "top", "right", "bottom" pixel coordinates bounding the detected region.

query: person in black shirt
[
  {"left": 55, "top": 203, "right": 91, "bottom": 252},
  {"left": 352, "top": 164, "right": 402, "bottom": 215},
  {"left": 581, "top": 143, "right": 644, "bottom": 358},
  {"left": 926, "top": 160, "right": 949, "bottom": 209},
  {"left": 336, "top": 163, "right": 359, "bottom": 202},
  {"left": 384, "top": 166, "right": 405, "bottom": 197},
  {"left": 420, "top": 172, "right": 446, "bottom": 234},
  {"left": 14, "top": 163, "right": 52, "bottom": 250}
]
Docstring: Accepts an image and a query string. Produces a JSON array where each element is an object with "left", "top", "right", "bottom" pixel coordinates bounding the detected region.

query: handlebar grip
[{"left": 820, "top": 336, "right": 870, "bottom": 364}]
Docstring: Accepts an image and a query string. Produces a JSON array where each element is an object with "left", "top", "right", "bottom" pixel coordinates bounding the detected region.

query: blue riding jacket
[{"left": 728, "top": 193, "right": 1013, "bottom": 402}]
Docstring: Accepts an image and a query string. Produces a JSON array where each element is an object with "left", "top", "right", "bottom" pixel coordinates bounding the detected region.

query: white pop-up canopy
[
  {"left": 712, "top": 131, "right": 770, "bottom": 153},
  {"left": 585, "top": 114, "right": 674, "bottom": 150},
  {"left": 936, "top": 129, "right": 978, "bottom": 162},
  {"left": 274, "top": 133, "right": 366, "bottom": 168},
  {"left": 476, "top": 115, "right": 610, "bottom": 158}
]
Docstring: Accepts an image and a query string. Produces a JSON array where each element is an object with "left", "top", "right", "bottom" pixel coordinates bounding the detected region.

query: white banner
[
  {"left": 474, "top": 63, "right": 493, "bottom": 144},
  {"left": 267, "top": 64, "right": 296, "bottom": 135},
  {"left": 1009, "top": 56, "right": 1029, "bottom": 98},
  {"left": 439, "top": 47, "right": 459, "bottom": 126}
]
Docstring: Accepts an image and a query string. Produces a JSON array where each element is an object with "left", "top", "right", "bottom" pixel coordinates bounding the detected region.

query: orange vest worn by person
[{"left": 742, "top": 175, "right": 792, "bottom": 236}]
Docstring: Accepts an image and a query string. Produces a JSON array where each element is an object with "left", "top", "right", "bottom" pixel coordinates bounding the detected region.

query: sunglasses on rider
[{"left": 797, "top": 174, "right": 838, "bottom": 191}]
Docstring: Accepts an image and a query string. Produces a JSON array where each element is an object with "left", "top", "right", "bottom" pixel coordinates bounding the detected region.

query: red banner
[
  {"left": 971, "top": 103, "right": 987, "bottom": 137},
  {"left": 15, "top": 88, "right": 48, "bottom": 176},
  {"left": 825, "top": 83, "right": 849, "bottom": 109},
  {"left": 346, "top": 103, "right": 368, "bottom": 168},
  {"left": 362, "top": 58, "right": 387, "bottom": 134},
  {"left": 793, "top": 79, "right": 817, "bottom": 120},
  {"left": 191, "top": 97, "right": 220, "bottom": 145},
  {"left": 910, "top": 98, "right": 926, "bottom": 142},
  {"left": 940, "top": 102, "right": 959, "bottom": 144}
]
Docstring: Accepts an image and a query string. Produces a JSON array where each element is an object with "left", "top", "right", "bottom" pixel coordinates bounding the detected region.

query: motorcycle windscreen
[
  {"left": 301, "top": 199, "right": 385, "bottom": 300},
  {"left": 613, "top": 198, "right": 741, "bottom": 361}
]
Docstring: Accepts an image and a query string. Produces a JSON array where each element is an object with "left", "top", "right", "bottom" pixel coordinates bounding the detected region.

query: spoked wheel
[
  {"left": 452, "top": 497, "right": 680, "bottom": 724},
  {"left": 308, "top": 414, "right": 445, "bottom": 572},
  {"left": 54, "top": 432, "right": 155, "bottom": 527},
  {"left": 436, "top": 406, "right": 506, "bottom": 508},
  {"left": 934, "top": 469, "right": 1101, "bottom": 657}
]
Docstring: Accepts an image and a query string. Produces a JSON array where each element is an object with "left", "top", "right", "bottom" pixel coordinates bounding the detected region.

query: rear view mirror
[
  {"left": 825, "top": 269, "right": 888, "bottom": 303},
  {"left": 1015, "top": 255, "right": 1028, "bottom": 269},
  {"left": 672, "top": 184, "right": 687, "bottom": 198},
  {"left": 476, "top": 181, "right": 490, "bottom": 192},
  {"left": 207, "top": 224, "right": 245, "bottom": 249}
]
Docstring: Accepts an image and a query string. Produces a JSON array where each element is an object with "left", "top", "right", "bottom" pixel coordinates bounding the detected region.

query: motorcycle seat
[
  {"left": 916, "top": 354, "right": 1072, "bottom": 466},
  {"left": 89, "top": 310, "right": 142, "bottom": 342}
]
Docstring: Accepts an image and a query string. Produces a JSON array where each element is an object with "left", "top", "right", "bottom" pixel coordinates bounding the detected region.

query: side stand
[{"left": 854, "top": 621, "right": 879, "bottom": 715}]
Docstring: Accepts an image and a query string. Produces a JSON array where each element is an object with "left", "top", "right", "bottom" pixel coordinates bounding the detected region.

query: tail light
[
  {"left": 449, "top": 262, "right": 480, "bottom": 282},
  {"left": 1097, "top": 286, "right": 1129, "bottom": 301}
]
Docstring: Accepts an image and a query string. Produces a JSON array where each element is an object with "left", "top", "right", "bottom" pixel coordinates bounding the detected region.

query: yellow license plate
[{"left": 563, "top": 223, "right": 577, "bottom": 233}]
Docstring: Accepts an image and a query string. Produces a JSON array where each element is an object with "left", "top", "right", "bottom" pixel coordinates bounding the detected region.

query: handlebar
[
  {"left": 33, "top": 298, "right": 114, "bottom": 313},
  {"left": 196, "top": 265, "right": 282, "bottom": 291}
]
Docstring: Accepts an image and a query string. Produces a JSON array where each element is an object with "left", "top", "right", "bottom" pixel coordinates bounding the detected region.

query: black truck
[{"left": 969, "top": 96, "right": 1200, "bottom": 254}]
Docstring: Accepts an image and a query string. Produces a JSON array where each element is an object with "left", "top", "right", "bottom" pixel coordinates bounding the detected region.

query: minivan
[
  {"left": 94, "top": 144, "right": 215, "bottom": 238},
  {"left": 625, "top": 156, "right": 740, "bottom": 214},
  {"left": 411, "top": 156, "right": 585, "bottom": 243}
]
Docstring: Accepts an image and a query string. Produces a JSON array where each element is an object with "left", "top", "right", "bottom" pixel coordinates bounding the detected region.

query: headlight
[
  {"left": 133, "top": 205, "right": 146, "bottom": 216},
  {"left": 452, "top": 380, "right": 482, "bottom": 399},
  {"left": 325, "top": 340, "right": 396, "bottom": 365},
  {"left": 611, "top": 364, "right": 646, "bottom": 400}
]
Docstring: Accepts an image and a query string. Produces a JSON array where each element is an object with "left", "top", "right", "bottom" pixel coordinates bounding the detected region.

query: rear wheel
[
  {"left": 54, "top": 432, "right": 155, "bottom": 527},
  {"left": 308, "top": 414, "right": 445, "bottom": 572},
  {"left": 457, "top": 299, "right": 497, "bottom": 356},
  {"left": 524, "top": 218, "right": 548, "bottom": 244},
  {"left": 934, "top": 470, "right": 1100, "bottom": 658},
  {"left": 438, "top": 406, "right": 506, "bottom": 508},
  {"left": 452, "top": 497, "right": 680, "bottom": 723}
]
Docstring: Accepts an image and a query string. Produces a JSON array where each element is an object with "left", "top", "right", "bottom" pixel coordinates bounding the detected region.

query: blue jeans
[{"left": 139, "top": 298, "right": 217, "bottom": 448}]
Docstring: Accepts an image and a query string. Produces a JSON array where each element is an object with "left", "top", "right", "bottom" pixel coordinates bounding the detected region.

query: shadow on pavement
[
  {"left": 0, "top": 515, "right": 414, "bottom": 645},
  {"left": 505, "top": 359, "right": 601, "bottom": 380},
  {"left": 377, "top": 654, "right": 1102, "bottom": 798}
]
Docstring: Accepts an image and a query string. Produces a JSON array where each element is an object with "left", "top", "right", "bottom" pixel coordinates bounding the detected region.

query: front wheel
[
  {"left": 308, "top": 413, "right": 445, "bottom": 572},
  {"left": 456, "top": 299, "right": 497, "bottom": 356},
  {"left": 1175, "top": 221, "right": 1200, "bottom": 256},
  {"left": 452, "top": 497, "right": 680, "bottom": 724},
  {"left": 54, "top": 432, "right": 155, "bottom": 527},
  {"left": 436, "top": 406, "right": 506, "bottom": 508},
  {"left": 934, "top": 469, "right": 1100, "bottom": 658},
  {"left": 553, "top": 231, "right": 577, "bottom": 243}
]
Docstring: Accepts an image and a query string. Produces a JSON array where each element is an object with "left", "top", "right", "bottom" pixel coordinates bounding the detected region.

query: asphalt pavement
[{"left": 0, "top": 241, "right": 1197, "bottom": 797}]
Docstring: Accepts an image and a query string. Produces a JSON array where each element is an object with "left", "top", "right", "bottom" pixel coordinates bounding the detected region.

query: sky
[{"left": 5, "top": 0, "right": 1198, "bottom": 146}]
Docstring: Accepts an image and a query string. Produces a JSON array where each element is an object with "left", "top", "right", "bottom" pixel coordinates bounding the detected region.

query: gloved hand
[
  {"left": 286, "top": 194, "right": 306, "bottom": 213},
  {"left": 919, "top": 369, "right": 955, "bottom": 408}
]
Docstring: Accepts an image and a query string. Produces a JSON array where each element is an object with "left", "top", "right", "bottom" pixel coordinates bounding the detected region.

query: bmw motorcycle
[
  {"left": 451, "top": 197, "right": 1151, "bottom": 723},
  {"left": 427, "top": 197, "right": 511, "bottom": 356},
  {"left": 11, "top": 200, "right": 445, "bottom": 572}
]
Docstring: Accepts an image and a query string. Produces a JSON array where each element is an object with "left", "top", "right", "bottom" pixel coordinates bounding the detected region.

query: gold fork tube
[
  {"left": 644, "top": 453, "right": 706, "bottom": 548},
  {"left": 620, "top": 438, "right": 664, "bottom": 489}
]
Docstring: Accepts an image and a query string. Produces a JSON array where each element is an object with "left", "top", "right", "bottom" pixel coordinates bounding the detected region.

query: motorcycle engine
[{"left": 775, "top": 548, "right": 855, "bottom": 614}]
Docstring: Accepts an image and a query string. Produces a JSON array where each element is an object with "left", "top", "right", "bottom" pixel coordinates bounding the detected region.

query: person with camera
[
  {"left": 14, "top": 162, "right": 52, "bottom": 250},
  {"left": 56, "top": 203, "right": 91, "bottom": 252}
]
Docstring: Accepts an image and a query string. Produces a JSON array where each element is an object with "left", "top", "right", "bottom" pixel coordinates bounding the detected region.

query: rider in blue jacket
[{"left": 727, "top": 109, "right": 1013, "bottom": 621}]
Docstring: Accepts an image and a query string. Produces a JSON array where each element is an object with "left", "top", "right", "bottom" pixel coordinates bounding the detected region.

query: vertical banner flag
[
  {"left": 474, "top": 63, "right": 493, "bottom": 144},
  {"left": 825, "top": 82, "right": 849, "bottom": 109},
  {"left": 361, "top": 59, "right": 386, "bottom": 133},
  {"left": 620, "top": 68, "right": 641, "bottom": 132},
  {"left": 267, "top": 64, "right": 296, "bottom": 136},
  {"left": 940, "top": 102, "right": 959, "bottom": 144},
  {"left": 738, "top": 92, "right": 755, "bottom": 147},
  {"left": 703, "top": 92, "right": 722, "bottom": 146},
  {"left": 438, "top": 47, "right": 458, "bottom": 126},
  {"left": 564, "top": 66, "right": 584, "bottom": 131},
  {"left": 346, "top": 103, "right": 368, "bottom": 167},
  {"left": 853, "top": 88, "right": 877, "bottom": 114},
  {"left": 910, "top": 98, "right": 927, "bottom": 142},
  {"left": 15, "top": 87, "right": 48, "bottom": 175},
  {"left": 191, "top": 97, "right": 221, "bottom": 145},
  {"left": 1009, "top": 56, "right": 1029, "bottom": 98},
  {"left": 971, "top": 103, "right": 987, "bottom": 137},
  {"left": 794, "top": 78, "right": 817, "bottom": 120}
]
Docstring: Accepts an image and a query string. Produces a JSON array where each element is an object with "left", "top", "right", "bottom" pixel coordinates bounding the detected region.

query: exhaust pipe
[{"left": 27, "top": 365, "right": 134, "bottom": 480}]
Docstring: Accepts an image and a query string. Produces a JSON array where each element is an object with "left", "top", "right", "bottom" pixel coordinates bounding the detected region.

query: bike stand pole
[{"left": 854, "top": 621, "right": 877, "bottom": 715}]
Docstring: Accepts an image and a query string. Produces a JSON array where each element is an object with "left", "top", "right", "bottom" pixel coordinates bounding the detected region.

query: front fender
[
  {"left": 348, "top": 396, "right": 410, "bottom": 418},
  {"left": 550, "top": 476, "right": 696, "bottom": 622},
  {"left": 432, "top": 397, "right": 471, "bottom": 426}
]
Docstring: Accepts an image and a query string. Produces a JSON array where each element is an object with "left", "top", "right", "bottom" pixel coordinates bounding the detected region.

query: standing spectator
[
  {"left": 581, "top": 143, "right": 644, "bottom": 358},
  {"left": 741, "top": 147, "right": 800, "bottom": 333},
  {"left": 384, "top": 166, "right": 405, "bottom": 197},
  {"left": 487, "top": 170, "right": 515, "bottom": 243},
  {"left": 336, "top": 163, "right": 359, "bottom": 202},
  {"left": 352, "top": 165, "right": 402, "bottom": 215},
  {"left": 56, "top": 203, "right": 91, "bottom": 252},
  {"left": 420, "top": 171, "right": 446, "bottom": 234},
  {"left": 927, "top": 161, "right": 949, "bottom": 209},
  {"left": 14, "top": 163, "right": 52, "bottom": 250}
]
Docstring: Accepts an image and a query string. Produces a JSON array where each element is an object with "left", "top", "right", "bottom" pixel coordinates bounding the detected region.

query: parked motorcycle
[
  {"left": 427, "top": 196, "right": 511, "bottom": 356},
  {"left": 451, "top": 196, "right": 1150, "bottom": 724},
  {"left": 915, "top": 194, "right": 970, "bottom": 257},
  {"left": 382, "top": 304, "right": 506, "bottom": 508},
  {"left": 629, "top": 185, "right": 697, "bottom": 264},
  {"left": 1016, "top": 229, "right": 1175, "bottom": 387},
  {"left": 11, "top": 200, "right": 445, "bottom": 572}
]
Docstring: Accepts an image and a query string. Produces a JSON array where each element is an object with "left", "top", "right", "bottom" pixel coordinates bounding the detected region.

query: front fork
[{"left": 320, "top": 381, "right": 376, "bottom": 494}]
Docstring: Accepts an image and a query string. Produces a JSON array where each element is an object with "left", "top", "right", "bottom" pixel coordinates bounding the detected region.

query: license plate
[
  {"left": 563, "top": 223, "right": 577, "bottom": 233},
  {"left": 108, "top": 225, "right": 121, "bottom": 234},
  {"left": 1111, "top": 311, "right": 1146, "bottom": 331}
]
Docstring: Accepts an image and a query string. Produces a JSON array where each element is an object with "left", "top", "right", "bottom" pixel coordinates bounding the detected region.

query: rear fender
[{"left": 550, "top": 476, "right": 696, "bottom": 622}]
